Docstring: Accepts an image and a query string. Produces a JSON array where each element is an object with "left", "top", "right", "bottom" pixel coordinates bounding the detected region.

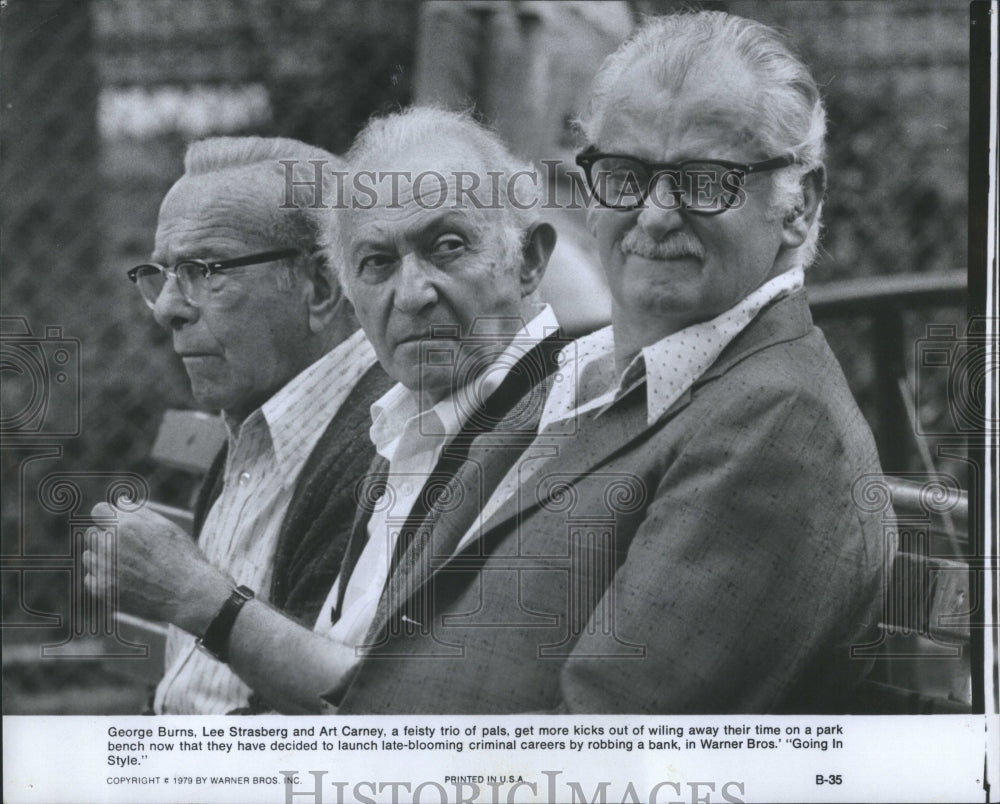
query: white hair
[
  {"left": 327, "top": 107, "right": 539, "bottom": 293},
  {"left": 183, "top": 136, "right": 347, "bottom": 286},
  {"left": 579, "top": 11, "right": 826, "bottom": 268}
]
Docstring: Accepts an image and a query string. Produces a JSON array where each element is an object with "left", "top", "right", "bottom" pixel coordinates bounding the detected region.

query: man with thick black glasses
[
  {"left": 101, "top": 137, "right": 390, "bottom": 713},
  {"left": 487, "top": 10, "right": 887, "bottom": 712},
  {"left": 324, "top": 12, "right": 889, "bottom": 713}
]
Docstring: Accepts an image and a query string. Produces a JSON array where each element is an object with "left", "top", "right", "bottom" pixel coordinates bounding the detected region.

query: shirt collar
[
  {"left": 539, "top": 268, "right": 804, "bottom": 430},
  {"left": 369, "top": 304, "right": 559, "bottom": 454},
  {"left": 227, "top": 328, "right": 375, "bottom": 474},
  {"left": 635, "top": 266, "right": 804, "bottom": 424}
]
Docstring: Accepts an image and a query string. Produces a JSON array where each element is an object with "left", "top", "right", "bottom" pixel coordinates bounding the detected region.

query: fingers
[
  {"left": 90, "top": 501, "right": 114, "bottom": 520},
  {"left": 82, "top": 526, "right": 115, "bottom": 599}
]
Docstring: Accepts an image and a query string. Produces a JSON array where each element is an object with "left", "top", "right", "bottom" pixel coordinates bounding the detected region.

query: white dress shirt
[
  {"left": 314, "top": 305, "right": 559, "bottom": 651},
  {"left": 154, "top": 328, "right": 376, "bottom": 714}
]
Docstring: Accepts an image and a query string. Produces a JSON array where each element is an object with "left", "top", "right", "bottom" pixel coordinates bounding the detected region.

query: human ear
[
  {"left": 519, "top": 222, "right": 557, "bottom": 296},
  {"left": 781, "top": 166, "right": 826, "bottom": 248},
  {"left": 303, "top": 254, "right": 344, "bottom": 333}
]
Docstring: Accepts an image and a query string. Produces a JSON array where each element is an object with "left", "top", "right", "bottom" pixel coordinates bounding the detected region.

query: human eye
[
  {"left": 680, "top": 162, "right": 737, "bottom": 211},
  {"left": 357, "top": 252, "right": 397, "bottom": 284},
  {"left": 176, "top": 260, "right": 215, "bottom": 294},
  {"left": 596, "top": 158, "right": 647, "bottom": 208},
  {"left": 428, "top": 232, "right": 468, "bottom": 265}
]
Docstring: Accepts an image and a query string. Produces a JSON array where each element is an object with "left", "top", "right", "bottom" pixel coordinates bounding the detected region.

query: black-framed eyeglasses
[
  {"left": 575, "top": 149, "right": 796, "bottom": 214},
  {"left": 126, "top": 249, "right": 299, "bottom": 309}
]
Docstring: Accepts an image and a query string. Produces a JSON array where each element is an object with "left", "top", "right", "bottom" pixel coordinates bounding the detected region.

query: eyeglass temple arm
[{"left": 208, "top": 249, "right": 300, "bottom": 270}]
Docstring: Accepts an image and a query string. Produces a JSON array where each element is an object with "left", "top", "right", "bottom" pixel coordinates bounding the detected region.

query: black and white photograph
[{"left": 2, "top": 1, "right": 997, "bottom": 802}]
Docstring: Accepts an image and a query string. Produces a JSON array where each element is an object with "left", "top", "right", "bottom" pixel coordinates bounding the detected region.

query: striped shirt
[{"left": 154, "top": 328, "right": 376, "bottom": 714}]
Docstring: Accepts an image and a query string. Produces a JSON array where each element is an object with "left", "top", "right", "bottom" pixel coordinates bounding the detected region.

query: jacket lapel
[
  {"left": 364, "top": 292, "right": 815, "bottom": 637},
  {"left": 270, "top": 362, "right": 392, "bottom": 614},
  {"left": 468, "top": 384, "right": 659, "bottom": 545},
  {"left": 463, "top": 290, "right": 815, "bottom": 549},
  {"left": 369, "top": 337, "right": 564, "bottom": 635}
]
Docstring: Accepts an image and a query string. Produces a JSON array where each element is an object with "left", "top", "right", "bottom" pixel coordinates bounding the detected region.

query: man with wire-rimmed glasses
[{"left": 109, "top": 136, "right": 390, "bottom": 713}]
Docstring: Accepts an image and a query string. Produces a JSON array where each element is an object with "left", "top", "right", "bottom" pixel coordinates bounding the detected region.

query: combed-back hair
[
  {"left": 331, "top": 107, "right": 540, "bottom": 287},
  {"left": 183, "top": 136, "right": 347, "bottom": 285},
  {"left": 578, "top": 11, "right": 826, "bottom": 267},
  {"left": 346, "top": 106, "right": 540, "bottom": 228},
  {"left": 184, "top": 135, "right": 339, "bottom": 177}
]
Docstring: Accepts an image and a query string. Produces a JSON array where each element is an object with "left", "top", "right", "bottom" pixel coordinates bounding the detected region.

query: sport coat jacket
[
  {"left": 331, "top": 332, "right": 569, "bottom": 625},
  {"left": 336, "top": 291, "right": 890, "bottom": 714}
]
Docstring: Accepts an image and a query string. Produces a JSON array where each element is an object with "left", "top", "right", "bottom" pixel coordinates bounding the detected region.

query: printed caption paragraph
[
  {"left": 106, "top": 720, "right": 844, "bottom": 767},
  {"left": 7, "top": 715, "right": 989, "bottom": 803},
  {"left": 102, "top": 719, "right": 849, "bottom": 801}
]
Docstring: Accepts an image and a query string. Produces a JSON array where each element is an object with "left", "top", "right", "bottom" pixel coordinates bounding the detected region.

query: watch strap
[{"left": 196, "top": 585, "right": 255, "bottom": 663}]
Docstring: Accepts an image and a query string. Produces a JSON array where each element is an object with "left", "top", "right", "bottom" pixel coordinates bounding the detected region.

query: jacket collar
[
  {"left": 366, "top": 292, "right": 814, "bottom": 634},
  {"left": 475, "top": 290, "right": 815, "bottom": 540}
]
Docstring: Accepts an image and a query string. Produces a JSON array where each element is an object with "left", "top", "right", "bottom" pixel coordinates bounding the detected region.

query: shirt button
[{"left": 238, "top": 472, "right": 251, "bottom": 486}]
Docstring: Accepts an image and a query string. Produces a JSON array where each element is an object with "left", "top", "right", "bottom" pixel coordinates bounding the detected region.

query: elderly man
[
  {"left": 86, "top": 109, "right": 563, "bottom": 712},
  {"left": 333, "top": 11, "right": 890, "bottom": 713},
  {"left": 102, "top": 136, "right": 390, "bottom": 713}
]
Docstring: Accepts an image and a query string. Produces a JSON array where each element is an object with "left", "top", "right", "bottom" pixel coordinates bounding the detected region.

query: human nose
[
  {"left": 635, "top": 193, "right": 686, "bottom": 241},
  {"left": 392, "top": 253, "right": 438, "bottom": 314},
  {"left": 151, "top": 274, "right": 199, "bottom": 330}
]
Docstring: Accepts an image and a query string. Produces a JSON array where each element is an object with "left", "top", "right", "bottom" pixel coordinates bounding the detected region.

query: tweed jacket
[
  {"left": 336, "top": 291, "right": 891, "bottom": 714},
  {"left": 330, "top": 332, "right": 569, "bottom": 621},
  {"left": 193, "top": 361, "right": 393, "bottom": 625}
]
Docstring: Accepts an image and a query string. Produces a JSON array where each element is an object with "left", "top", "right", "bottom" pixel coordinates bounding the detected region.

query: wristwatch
[{"left": 196, "top": 585, "right": 255, "bottom": 663}]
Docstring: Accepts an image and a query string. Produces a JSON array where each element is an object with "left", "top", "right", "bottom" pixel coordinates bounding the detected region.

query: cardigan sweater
[{"left": 192, "top": 361, "right": 394, "bottom": 625}]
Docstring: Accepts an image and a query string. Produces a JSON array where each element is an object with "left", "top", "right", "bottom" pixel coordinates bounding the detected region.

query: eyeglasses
[
  {"left": 574, "top": 149, "right": 796, "bottom": 214},
  {"left": 127, "top": 249, "right": 299, "bottom": 308}
]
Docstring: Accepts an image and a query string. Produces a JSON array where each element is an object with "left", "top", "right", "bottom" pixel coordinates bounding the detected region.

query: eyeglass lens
[
  {"left": 133, "top": 262, "right": 206, "bottom": 307},
  {"left": 591, "top": 157, "right": 743, "bottom": 211}
]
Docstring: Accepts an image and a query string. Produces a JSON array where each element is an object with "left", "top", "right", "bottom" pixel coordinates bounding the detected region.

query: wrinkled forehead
[
  {"left": 154, "top": 169, "right": 282, "bottom": 258},
  {"left": 596, "top": 53, "right": 765, "bottom": 161},
  {"left": 342, "top": 188, "right": 506, "bottom": 255},
  {"left": 343, "top": 141, "right": 516, "bottom": 246}
]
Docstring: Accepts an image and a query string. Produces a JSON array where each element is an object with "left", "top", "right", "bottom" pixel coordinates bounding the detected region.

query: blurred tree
[
  {"left": 818, "top": 77, "right": 967, "bottom": 282},
  {"left": 1, "top": 0, "right": 101, "bottom": 655},
  {"left": 247, "top": 0, "right": 418, "bottom": 154}
]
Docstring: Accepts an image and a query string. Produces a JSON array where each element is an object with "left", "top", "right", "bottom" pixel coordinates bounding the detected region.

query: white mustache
[{"left": 621, "top": 228, "right": 705, "bottom": 260}]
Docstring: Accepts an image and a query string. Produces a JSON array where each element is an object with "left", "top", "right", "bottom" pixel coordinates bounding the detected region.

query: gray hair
[
  {"left": 183, "top": 136, "right": 347, "bottom": 286},
  {"left": 328, "top": 107, "right": 540, "bottom": 291},
  {"left": 579, "top": 11, "right": 826, "bottom": 268}
]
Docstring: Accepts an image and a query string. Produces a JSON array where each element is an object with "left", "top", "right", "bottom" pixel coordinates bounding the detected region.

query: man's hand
[
  {"left": 83, "top": 502, "right": 233, "bottom": 635},
  {"left": 83, "top": 502, "right": 362, "bottom": 712}
]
